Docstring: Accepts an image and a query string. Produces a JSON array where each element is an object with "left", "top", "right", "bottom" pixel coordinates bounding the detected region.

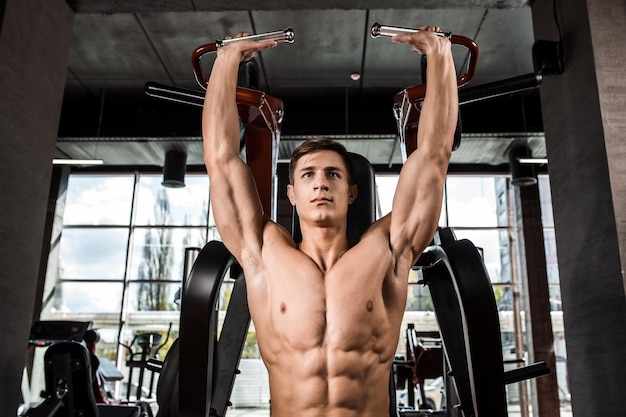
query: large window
[
  {"left": 39, "top": 170, "right": 566, "bottom": 413},
  {"left": 40, "top": 173, "right": 211, "bottom": 400}
]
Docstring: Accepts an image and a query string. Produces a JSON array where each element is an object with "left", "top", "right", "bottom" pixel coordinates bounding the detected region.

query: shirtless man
[{"left": 202, "top": 25, "right": 458, "bottom": 417}]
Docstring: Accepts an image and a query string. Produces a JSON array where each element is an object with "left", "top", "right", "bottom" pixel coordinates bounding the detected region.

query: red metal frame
[{"left": 394, "top": 35, "right": 479, "bottom": 161}]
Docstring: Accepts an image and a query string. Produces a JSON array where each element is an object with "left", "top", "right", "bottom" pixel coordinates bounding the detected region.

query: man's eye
[
  {"left": 302, "top": 172, "right": 313, "bottom": 178},
  {"left": 329, "top": 172, "right": 339, "bottom": 178}
]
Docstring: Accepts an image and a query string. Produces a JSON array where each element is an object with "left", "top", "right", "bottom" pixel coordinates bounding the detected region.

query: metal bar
[
  {"left": 503, "top": 361, "right": 550, "bottom": 385},
  {"left": 371, "top": 23, "right": 451, "bottom": 39},
  {"left": 460, "top": 73, "right": 542, "bottom": 105},
  {"left": 144, "top": 82, "right": 204, "bottom": 108},
  {"left": 216, "top": 27, "right": 294, "bottom": 47}
]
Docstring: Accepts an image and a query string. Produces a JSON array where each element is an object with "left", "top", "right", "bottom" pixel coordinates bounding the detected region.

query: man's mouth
[{"left": 311, "top": 197, "right": 332, "bottom": 203}]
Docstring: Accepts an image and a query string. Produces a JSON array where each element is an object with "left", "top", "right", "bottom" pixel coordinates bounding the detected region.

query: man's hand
[
  {"left": 391, "top": 26, "right": 451, "bottom": 56},
  {"left": 217, "top": 31, "right": 277, "bottom": 62}
]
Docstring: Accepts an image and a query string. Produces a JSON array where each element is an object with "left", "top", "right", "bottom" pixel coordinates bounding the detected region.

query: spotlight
[
  {"left": 508, "top": 143, "right": 537, "bottom": 187},
  {"left": 162, "top": 149, "right": 187, "bottom": 188}
]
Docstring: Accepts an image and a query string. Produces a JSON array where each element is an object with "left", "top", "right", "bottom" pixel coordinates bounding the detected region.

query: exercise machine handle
[
  {"left": 374, "top": 23, "right": 479, "bottom": 159},
  {"left": 371, "top": 22, "right": 452, "bottom": 40},
  {"left": 371, "top": 23, "right": 479, "bottom": 91},
  {"left": 191, "top": 27, "right": 294, "bottom": 89}
]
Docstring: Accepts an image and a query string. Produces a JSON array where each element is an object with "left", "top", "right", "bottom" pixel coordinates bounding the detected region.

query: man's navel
[
  {"left": 280, "top": 302, "right": 287, "bottom": 314},
  {"left": 366, "top": 300, "right": 373, "bottom": 312}
]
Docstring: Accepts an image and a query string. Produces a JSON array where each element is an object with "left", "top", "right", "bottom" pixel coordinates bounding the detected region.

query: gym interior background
[{"left": 1, "top": 1, "right": 624, "bottom": 417}]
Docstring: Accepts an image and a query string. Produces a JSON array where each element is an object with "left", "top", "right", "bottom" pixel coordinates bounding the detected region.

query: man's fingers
[
  {"left": 240, "top": 39, "right": 277, "bottom": 61},
  {"left": 392, "top": 26, "right": 442, "bottom": 42},
  {"left": 391, "top": 25, "right": 448, "bottom": 55},
  {"left": 219, "top": 35, "right": 277, "bottom": 62}
]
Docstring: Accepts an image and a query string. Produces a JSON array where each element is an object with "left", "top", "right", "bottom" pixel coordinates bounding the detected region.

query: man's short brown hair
[{"left": 289, "top": 138, "right": 354, "bottom": 185}]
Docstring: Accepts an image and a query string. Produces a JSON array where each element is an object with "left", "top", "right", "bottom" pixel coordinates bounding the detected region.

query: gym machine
[
  {"left": 146, "top": 24, "right": 549, "bottom": 417},
  {"left": 23, "top": 320, "right": 144, "bottom": 417},
  {"left": 393, "top": 325, "right": 444, "bottom": 413},
  {"left": 120, "top": 325, "right": 172, "bottom": 401}
]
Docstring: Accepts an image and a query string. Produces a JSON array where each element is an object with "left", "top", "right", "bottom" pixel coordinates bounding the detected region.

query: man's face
[{"left": 287, "top": 150, "right": 357, "bottom": 226}]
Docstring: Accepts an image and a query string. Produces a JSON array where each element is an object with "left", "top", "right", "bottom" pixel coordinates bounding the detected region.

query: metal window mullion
[
  {"left": 63, "top": 224, "right": 129, "bottom": 229},
  {"left": 115, "top": 171, "right": 140, "bottom": 384},
  {"left": 206, "top": 179, "right": 212, "bottom": 243},
  {"left": 443, "top": 179, "right": 450, "bottom": 227},
  {"left": 127, "top": 279, "right": 181, "bottom": 284},
  {"left": 132, "top": 224, "right": 208, "bottom": 229},
  {"left": 57, "top": 278, "right": 125, "bottom": 284}
]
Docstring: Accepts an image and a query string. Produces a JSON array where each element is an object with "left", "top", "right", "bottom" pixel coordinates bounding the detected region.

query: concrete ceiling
[{"left": 57, "top": 0, "right": 547, "bottom": 171}]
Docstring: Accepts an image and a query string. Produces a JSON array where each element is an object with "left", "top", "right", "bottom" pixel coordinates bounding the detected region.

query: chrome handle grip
[
  {"left": 192, "top": 27, "right": 294, "bottom": 89},
  {"left": 371, "top": 23, "right": 451, "bottom": 40},
  {"left": 216, "top": 27, "right": 295, "bottom": 48}
]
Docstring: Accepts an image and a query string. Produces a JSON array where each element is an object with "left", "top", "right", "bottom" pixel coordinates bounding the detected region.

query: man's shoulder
[
  {"left": 347, "top": 215, "right": 392, "bottom": 252},
  {"left": 261, "top": 218, "right": 297, "bottom": 246},
  {"left": 361, "top": 214, "right": 392, "bottom": 237}
]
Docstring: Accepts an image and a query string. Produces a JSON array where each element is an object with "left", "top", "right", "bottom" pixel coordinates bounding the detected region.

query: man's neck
[{"left": 298, "top": 225, "right": 351, "bottom": 272}]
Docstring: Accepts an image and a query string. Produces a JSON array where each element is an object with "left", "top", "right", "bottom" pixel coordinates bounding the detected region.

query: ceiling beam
[{"left": 66, "top": 0, "right": 530, "bottom": 14}]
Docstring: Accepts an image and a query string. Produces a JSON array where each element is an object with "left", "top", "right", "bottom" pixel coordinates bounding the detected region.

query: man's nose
[{"left": 314, "top": 176, "right": 329, "bottom": 190}]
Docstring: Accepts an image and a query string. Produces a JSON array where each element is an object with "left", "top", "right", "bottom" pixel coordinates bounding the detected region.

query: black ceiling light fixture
[
  {"left": 508, "top": 142, "right": 538, "bottom": 187},
  {"left": 162, "top": 148, "right": 187, "bottom": 188}
]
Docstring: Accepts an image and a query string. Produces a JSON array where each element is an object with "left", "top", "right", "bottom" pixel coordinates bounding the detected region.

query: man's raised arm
[
  {"left": 389, "top": 26, "right": 459, "bottom": 263},
  {"left": 202, "top": 34, "right": 277, "bottom": 262}
]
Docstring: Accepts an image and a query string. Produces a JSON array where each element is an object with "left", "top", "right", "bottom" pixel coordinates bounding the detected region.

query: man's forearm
[
  {"left": 202, "top": 52, "right": 243, "bottom": 168},
  {"left": 417, "top": 50, "right": 458, "bottom": 153}
]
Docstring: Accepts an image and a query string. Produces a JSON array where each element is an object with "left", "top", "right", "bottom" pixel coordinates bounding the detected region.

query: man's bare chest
[{"left": 256, "top": 259, "right": 401, "bottom": 351}]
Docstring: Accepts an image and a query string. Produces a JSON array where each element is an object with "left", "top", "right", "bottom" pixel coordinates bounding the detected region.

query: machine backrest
[
  {"left": 422, "top": 233, "right": 507, "bottom": 416},
  {"left": 164, "top": 152, "right": 378, "bottom": 417},
  {"left": 290, "top": 151, "right": 389, "bottom": 413},
  {"left": 292, "top": 152, "right": 377, "bottom": 243}
]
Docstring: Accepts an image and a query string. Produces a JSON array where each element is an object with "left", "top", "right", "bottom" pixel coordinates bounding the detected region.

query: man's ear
[
  {"left": 287, "top": 184, "right": 295, "bottom": 206},
  {"left": 348, "top": 184, "right": 358, "bottom": 205}
]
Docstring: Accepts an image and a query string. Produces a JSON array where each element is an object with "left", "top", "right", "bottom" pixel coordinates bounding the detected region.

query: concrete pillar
[
  {"left": 531, "top": 0, "right": 626, "bottom": 416},
  {"left": 517, "top": 183, "right": 560, "bottom": 417},
  {"left": 0, "top": 0, "right": 73, "bottom": 414}
]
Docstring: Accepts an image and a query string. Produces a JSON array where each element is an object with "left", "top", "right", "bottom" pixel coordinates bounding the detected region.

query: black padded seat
[
  {"left": 43, "top": 341, "right": 99, "bottom": 417},
  {"left": 157, "top": 152, "right": 379, "bottom": 417}
]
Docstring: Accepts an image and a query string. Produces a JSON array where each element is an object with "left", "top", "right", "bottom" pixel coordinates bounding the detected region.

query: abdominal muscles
[
  {"left": 266, "top": 347, "right": 392, "bottom": 417},
  {"left": 259, "top": 300, "right": 398, "bottom": 417}
]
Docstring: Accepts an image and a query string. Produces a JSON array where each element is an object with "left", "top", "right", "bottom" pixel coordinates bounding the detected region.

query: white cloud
[{"left": 64, "top": 176, "right": 134, "bottom": 225}]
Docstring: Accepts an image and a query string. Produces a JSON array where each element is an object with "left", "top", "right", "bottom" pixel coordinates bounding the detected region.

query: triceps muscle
[
  {"left": 209, "top": 157, "right": 264, "bottom": 261},
  {"left": 390, "top": 150, "right": 447, "bottom": 261}
]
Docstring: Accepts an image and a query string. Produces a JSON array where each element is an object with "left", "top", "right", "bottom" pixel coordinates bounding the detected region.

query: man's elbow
[
  {"left": 204, "top": 152, "right": 228, "bottom": 177},
  {"left": 204, "top": 152, "right": 218, "bottom": 174},
  {"left": 420, "top": 141, "right": 452, "bottom": 167},
  {"left": 203, "top": 141, "right": 233, "bottom": 172}
]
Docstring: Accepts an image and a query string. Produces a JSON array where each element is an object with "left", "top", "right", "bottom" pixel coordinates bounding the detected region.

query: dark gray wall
[
  {"left": 0, "top": 0, "right": 73, "bottom": 413},
  {"left": 531, "top": 0, "right": 626, "bottom": 416}
]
